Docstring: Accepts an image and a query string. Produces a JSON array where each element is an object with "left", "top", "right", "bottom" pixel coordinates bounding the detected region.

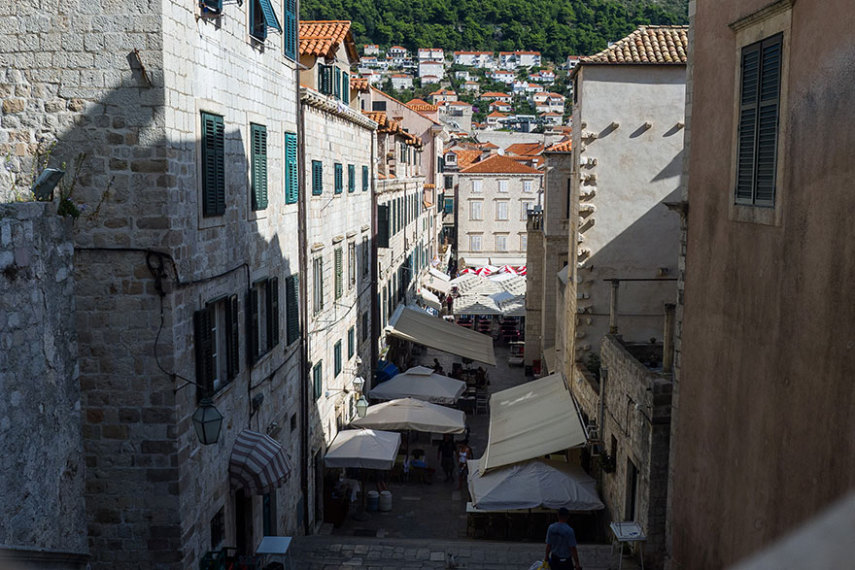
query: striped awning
[{"left": 229, "top": 430, "right": 292, "bottom": 495}]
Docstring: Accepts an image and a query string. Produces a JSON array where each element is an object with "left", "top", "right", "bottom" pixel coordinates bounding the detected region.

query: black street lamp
[{"left": 192, "top": 398, "right": 224, "bottom": 445}]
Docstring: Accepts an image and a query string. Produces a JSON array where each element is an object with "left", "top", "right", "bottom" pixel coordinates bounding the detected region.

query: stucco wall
[
  {"left": 570, "top": 65, "right": 684, "bottom": 360},
  {"left": 0, "top": 202, "right": 87, "bottom": 567},
  {"left": 669, "top": 1, "right": 855, "bottom": 568}
]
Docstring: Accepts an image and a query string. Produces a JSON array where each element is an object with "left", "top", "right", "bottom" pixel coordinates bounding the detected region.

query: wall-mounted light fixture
[{"left": 192, "top": 398, "right": 224, "bottom": 445}]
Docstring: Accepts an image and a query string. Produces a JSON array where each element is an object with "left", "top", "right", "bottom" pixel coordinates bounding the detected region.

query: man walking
[
  {"left": 437, "top": 434, "right": 456, "bottom": 482},
  {"left": 545, "top": 508, "right": 581, "bottom": 570}
]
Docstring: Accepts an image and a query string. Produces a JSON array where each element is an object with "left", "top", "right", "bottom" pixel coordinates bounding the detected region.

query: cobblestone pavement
[{"left": 289, "top": 535, "right": 640, "bottom": 569}]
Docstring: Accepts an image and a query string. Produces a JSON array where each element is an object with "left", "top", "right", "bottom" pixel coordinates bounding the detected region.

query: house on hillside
[
  {"left": 515, "top": 50, "right": 542, "bottom": 67},
  {"left": 386, "top": 45, "right": 408, "bottom": 66},
  {"left": 390, "top": 73, "right": 413, "bottom": 90},
  {"left": 489, "top": 101, "right": 513, "bottom": 113},
  {"left": 418, "top": 48, "right": 444, "bottom": 62},
  {"left": 488, "top": 69, "right": 516, "bottom": 84},
  {"left": 429, "top": 88, "right": 457, "bottom": 104},
  {"left": 418, "top": 60, "right": 445, "bottom": 80},
  {"left": 363, "top": 44, "right": 379, "bottom": 56},
  {"left": 480, "top": 91, "right": 513, "bottom": 104}
]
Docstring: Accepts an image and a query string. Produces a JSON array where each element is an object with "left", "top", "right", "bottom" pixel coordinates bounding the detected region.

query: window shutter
[
  {"left": 313, "top": 362, "right": 322, "bottom": 400},
  {"left": 736, "top": 43, "right": 760, "bottom": 204},
  {"left": 348, "top": 164, "right": 355, "bottom": 193},
  {"left": 251, "top": 124, "right": 268, "bottom": 210},
  {"left": 334, "top": 247, "right": 343, "bottom": 299},
  {"left": 334, "top": 67, "right": 341, "bottom": 99},
  {"left": 312, "top": 160, "right": 323, "bottom": 195},
  {"left": 257, "top": 0, "right": 282, "bottom": 33},
  {"left": 247, "top": 288, "right": 259, "bottom": 365},
  {"left": 334, "top": 340, "right": 342, "bottom": 376},
  {"left": 226, "top": 295, "right": 240, "bottom": 380},
  {"left": 320, "top": 65, "right": 331, "bottom": 95},
  {"left": 377, "top": 204, "right": 389, "bottom": 248},
  {"left": 362, "top": 165, "right": 368, "bottom": 191},
  {"left": 334, "top": 163, "right": 343, "bottom": 194},
  {"left": 284, "top": 0, "right": 296, "bottom": 59},
  {"left": 194, "top": 307, "right": 215, "bottom": 400},
  {"left": 201, "top": 0, "right": 223, "bottom": 13},
  {"left": 286, "top": 274, "right": 300, "bottom": 344},
  {"left": 201, "top": 112, "right": 225, "bottom": 217},
  {"left": 267, "top": 277, "right": 279, "bottom": 348},
  {"left": 285, "top": 132, "right": 298, "bottom": 204},
  {"left": 342, "top": 72, "right": 350, "bottom": 104},
  {"left": 754, "top": 35, "right": 782, "bottom": 206}
]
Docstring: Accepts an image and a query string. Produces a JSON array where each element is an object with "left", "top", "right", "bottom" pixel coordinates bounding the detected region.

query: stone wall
[
  {"left": 0, "top": 202, "right": 87, "bottom": 567},
  {"left": 523, "top": 211, "right": 544, "bottom": 367},
  {"left": 599, "top": 335, "right": 672, "bottom": 567}
]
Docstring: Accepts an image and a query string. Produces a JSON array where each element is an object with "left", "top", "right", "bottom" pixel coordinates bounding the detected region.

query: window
[
  {"left": 285, "top": 273, "right": 300, "bottom": 345},
  {"left": 469, "top": 200, "right": 483, "bottom": 221},
  {"left": 347, "top": 164, "right": 355, "bottom": 193},
  {"left": 377, "top": 204, "right": 390, "bottom": 248},
  {"left": 247, "top": 277, "right": 279, "bottom": 364},
  {"left": 520, "top": 233, "right": 528, "bottom": 251},
  {"left": 496, "top": 201, "right": 509, "bottom": 220},
  {"left": 250, "top": 123, "right": 268, "bottom": 210},
  {"left": 361, "top": 238, "right": 369, "bottom": 276},
  {"left": 334, "top": 340, "right": 342, "bottom": 376},
  {"left": 362, "top": 165, "right": 369, "bottom": 191},
  {"left": 249, "top": 0, "right": 281, "bottom": 42},
  {"left": 282, "top": 0, "right": 297, "bottom": 59},
  {"left": 347, "top": 326, "right": 355, "bottom": 358},
  {"left": 195, "top": 296, "right": 239, "bottom": 399},
  {"left": 334, "top": 163, "right": 343, "bottom": 194},
  {"left": 372, "top": 100, "right": 387, "bottom": 111},
  {"left": 342, "top": 72, "right": 350, "bottom": 104},
  {"left": 201, "top": 112, "right": 225, "bottom": 217},
  {"left": 498, "top": 179, "right": 508, "bottom": 193},
  {"left": 311, "top": 160, "right": 323, "bottom": 195},
  {"left": 361, "top": 311, "right": 369, "bottom": 341},
  {"left": 472, "top": 179, "right": 482, "bottom": 193},
  {"left": 334, "top": 247, "right": 343, "bottom": 299},
  {"left": 523, "top": 179, "right": 533, "bottom": 193},
  {"left": 284, "top": 131, "right": 298, "bottom": 204},
  {"left": 201, "top": 0, "right": 223, "bottom": 13},
  {"left": 469, "top": 235, "right": 483, "bottom": 252},
  {"left": 347, "top": 242, "right": 356, "bottom": 289},
  {"left": 444, "top": 175, "right": 453, "bottom": 189},
  {"left": 735, "top": 33, "right": 783, "bottom": 207},
  {"left": 521, "top": 200, "right": 533, "bottom": 220},
  {"left": 263, "top": 492, "right": 276, "bottom": 536},
  {"left": 318, "top": 65, "right": 332, "bottom": 95},
  {"left": 333, "top": 67, "right": 341, "bottom": 99},
  {"left": 312, "top": 256, "right": 324, "bottom": 313},
  {"left": 444, "top": 197, "right": 454, "bottom": 214},
  {"left": 496, "top": 235, "right": 508, "bottom": 252},
  {"left": 312, "top": 361, "right": 323, "bottom": 400}
]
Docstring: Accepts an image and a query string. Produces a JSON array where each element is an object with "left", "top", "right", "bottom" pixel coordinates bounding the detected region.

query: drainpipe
[
  {"left": 598, "top": 367, "right": 607, "bottom": 451},
  {"left": 608, "top": 279, "right": 620, "bottom": 334},
  {"left": 296, "top": 53, "right": 310, "bottom": 535},
  {"left": 663, "top": 303, "right": 676, "bottom": 373}
]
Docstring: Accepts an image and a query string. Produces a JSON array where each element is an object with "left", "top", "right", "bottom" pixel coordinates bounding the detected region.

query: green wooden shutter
[
  {"left": 348, "top": 164, "right": 355, "bottom": 193},
  {"left": 201, "top": 0, "right": 223, "bottom": 13},
  {"left": 377, "top": 204, "right": 389, "bottom": 248},
  {"left": 334, "top": 67, "right": 341, "bottom": 99},
  {"left": 286, "top": 274, "right": 300, "bottom": 344},
  {"left": 258, "top": 0, "right": 281, "bottom": 33},
  {"left": 285, "top": 132, "right": 298, "bottom": 204},
  {"left": 313, "top": 362, "right": 322, "bottom": 400},
  {"left": 267, "top": 277, "right": 279, "bottom": 348},
  {"left": 194, "top": 306, "right": 215, "bottom": 400},
  {"left": 251, "top": 124, "right": 268, "bottom": 210},
  {"left": 342, "top": 72, "right": 350, "bottom": 104},
  {"left": 247, "top": 288, "right": 259, "bottom": 365},
  {"left": 226, "top": 295, "right": 240, "bottom": 380},
  {"left": 347, "top": 327, "right": 354, "bottom": 358},
  {"left": 334, "top": 163, "right": 343, "bottom": 194},
  {"left": 334, "top": 340, "right": 342, "bottom": 376},
  {"left": 312, "top": 160, "right": 323, "bottom": 195},
  {"left": 334, "top": 247, "right": 343, "bottom": 299},
  {"left": 362, "top": 165, "right": 368, "bottom": 191},
  {"left": 283, "top": 0, "right": 296, "bottom": 59},
  {"left": 201, "top": 112, "right": 225, "bottom": 217}
]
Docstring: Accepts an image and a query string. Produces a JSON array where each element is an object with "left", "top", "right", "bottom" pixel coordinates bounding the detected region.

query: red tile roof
[
  {"left": 299, "top": 21, "right": 358, "bottom": 61},
  {"left": 369, "top": 87, "right": 443, "bottom": 126},
  {"left": 460, "top": 154, "right": 542, "bottom": 174},
  {"left": 452, "top": 149, "right": 481, "bottom": 169},
  {"left": 546, "top": 138, "right": 572, "bottom": 152},
  {"left": 480, "top": 91, "right": 511, "bottom": 99},
  {"left": 350, "top": 75, "right": 369, "bottom": 92},
  {"left": 406, "top": 98, "right": 438, "bottom": 112},
  {"left": 486, "top": 111, "right": 507, "bottom": 118},
  {"left": 505, "top": 142, "right": 544, "bottom": 157},
  {"left": 581, "top": 25, "right": 688, "bottom": 65}
]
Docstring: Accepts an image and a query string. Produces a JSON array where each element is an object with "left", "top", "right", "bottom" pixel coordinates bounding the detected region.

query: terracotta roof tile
[
  {"left": 505, "top": 142, "right": 544, "bottom": 157},
  {"left": 299, "top": 21, "right": 358, "bottom": 60},
  {"left": 460, "top": 154, "right": 542, "bottom": 175},
  {"left": 350, "top": 76, "right": 369, "bottom": 92},
  {"left": 452, "top": 149, "right": 481, "bottom": 169},
  {"left": 406, "top": 98, "right": 438, "bottom": 112},
  {"left": 370, "top": 86, "right": 442, "bottom": 126},
  {"left": 480, "top": 91, "right": 511, "bottom": 98},
  {"left": 486, "top": 111, "right": 507, "bottom": 118},
  {"left": 546, "top": 137, "right": 572, "bottom": 152},
  {"left": 581, "top": 25, "right": 688, "bottom": 65}
]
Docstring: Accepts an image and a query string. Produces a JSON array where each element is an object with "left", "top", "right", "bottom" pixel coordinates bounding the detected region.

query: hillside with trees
[{"left": 301, "top": 0, "right": 689, "bottom": 62}]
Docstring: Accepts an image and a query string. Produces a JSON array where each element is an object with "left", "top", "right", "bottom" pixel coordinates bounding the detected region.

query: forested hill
[{"left": 300, "top": 0, "right": 689, "bottom": 62}]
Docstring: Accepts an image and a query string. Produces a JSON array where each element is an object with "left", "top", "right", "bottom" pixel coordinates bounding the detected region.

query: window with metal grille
[
  {"left": 284, "top": 132, "right": 298, "bottom": 204},
  {"left": 201, "top": 112, "right": 225, "bottom": 217},
  {"left": 311, "top": 160, "right": 323, "bottom": 195},
  {"left": 194, "top": 295, "right": 239, "bottom": 400},
  {"left": 250, "top": 123, "right": 268, "bottom": 210},
  {"left": 735, "top": 33, "right": 782, "bottom": 207}
]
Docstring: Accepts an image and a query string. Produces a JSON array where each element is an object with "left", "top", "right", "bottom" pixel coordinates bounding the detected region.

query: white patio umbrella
[
  {"left": 350, "top": 397, "right": 466, "bottom": 434},
  {"left": 453, "top": 294, "right": 502, "bottom": 316},
  {"left": 324, "top": 429, "right": 402, "bottom": 470},
  {"left": 467, "top": 459, "right": 605, "bottom": 512},
  {"left": 368, "top": 366, "right": 466, "bottom": 405}
]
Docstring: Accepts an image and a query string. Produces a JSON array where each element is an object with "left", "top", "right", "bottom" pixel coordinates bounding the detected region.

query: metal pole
[
  {"left": 608, "top": 280, "right": 620, "bottom": 334},
  {"left": 663, "top": 303, "right": 676, "bottom": 372}
]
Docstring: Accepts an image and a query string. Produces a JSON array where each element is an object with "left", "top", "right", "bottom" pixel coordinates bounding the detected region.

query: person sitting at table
[{"left": 432, "top": 358, "right": 444, "bottom": 374}]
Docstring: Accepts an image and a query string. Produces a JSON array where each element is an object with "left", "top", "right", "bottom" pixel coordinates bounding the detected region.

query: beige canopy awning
[
  {"left": 479, "top": 373, "right": 586, "bottom": 474},
  {"left": 386, "top": 306, "right": 496, "bottom": 366}
]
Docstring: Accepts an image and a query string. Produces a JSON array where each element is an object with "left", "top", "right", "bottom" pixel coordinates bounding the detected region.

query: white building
[
  {"left": 454, "top": 51, "right": 495, "bottom": 68},
  {"left": 515, "top": 51, "right": 542, "bottom": 67},
  {"left": 456, "top": 154, "right": 543, "bottom": 266},
  {"left": 363, "top": 44, "right": 379, "bottom": 56},
  {"left": 421, "top": 75, "right": 441, "bottom": 85},
  {"left": 299, "top": 19, "right": 376, "bottom": 533},
  {"left": 387, "top": 45, "right": 409, "bottom": 67},
  {"left": 462, "top": 80, "right": 480, "bottom": 92},
  {"left": 480, "top": 91, "right": 514, "bottom": 104},
  {"left": 390, "top": 74, "right": 414, "bottom": 90},
  {"left": 489, "top": 69, "right": 516, "bottom": 84},
  {"left": 419, "top": 60, "right": 445, "bottom": 80},
  {"left": 498, "top": 52, "right": 517, "bottom": 69},
  {"left": 418, "top": 48, "right": 444, "bottom": 62},
  {"left": 455, "top": 70, "right": 472, "bottom": 81}
]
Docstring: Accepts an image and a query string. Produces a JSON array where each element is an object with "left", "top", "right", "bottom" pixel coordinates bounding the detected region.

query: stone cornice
[
  {"left": 729, "top": 0, "right": 795, "bottom": 31},
  {"left": 300, "top": 88, "right": 378, "bottom": 130}
]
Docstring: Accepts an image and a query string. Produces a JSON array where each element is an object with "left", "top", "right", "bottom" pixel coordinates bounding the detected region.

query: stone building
[
  {"left": 297, "top": 21, "right": 376, "bottom": 530},
  {"left": 455, "top": 154, "right": 542, "bottom": 267},
  {"left": 568, "top": 26, "right": 687, "bottom": 362},
  {"left": 667, "top": 1, "right": 855, "bottom": 568},
  {"left": 524, "top": 139, "right": 573, "bottom": 374},
  {"left": 0, "top": 204, "right": 87, "bottom": 567},
  {"left": 1, "top": 0, "right": 303, "bottom": 567}
]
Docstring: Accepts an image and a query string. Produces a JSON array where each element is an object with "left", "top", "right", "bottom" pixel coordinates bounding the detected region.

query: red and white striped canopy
[{"left": 229, "top": 430, "right": 292, "bottom": 495}]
